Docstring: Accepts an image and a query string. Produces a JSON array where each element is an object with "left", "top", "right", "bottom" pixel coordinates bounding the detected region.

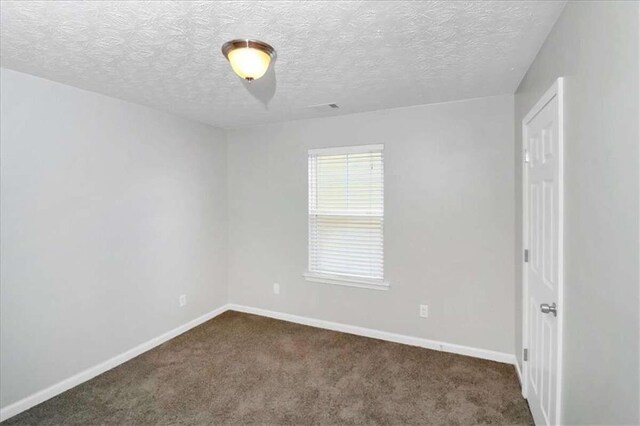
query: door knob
[{"left": 540, "top": 303, "right": 557, "bottom": 317}]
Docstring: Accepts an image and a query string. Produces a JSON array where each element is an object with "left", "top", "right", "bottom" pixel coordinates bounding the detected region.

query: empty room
[{"left": 1, "top": 1, "right": 638, "bottom": 425}]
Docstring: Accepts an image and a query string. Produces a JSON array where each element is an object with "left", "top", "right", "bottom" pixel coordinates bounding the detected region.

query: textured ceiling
[{"left": 1, "top": 1, "right": 565, "bottom": 128}]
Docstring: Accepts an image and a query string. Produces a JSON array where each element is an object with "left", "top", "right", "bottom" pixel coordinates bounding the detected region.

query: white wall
[
  {"left": 514, "top": 2, "right": 639, "bottom": 424},
  {"left": 0, "top": 69, "right": 228, "bottom": 408},
  {"left": 227, "top": 95, "right": 516, "bottom": 355}
]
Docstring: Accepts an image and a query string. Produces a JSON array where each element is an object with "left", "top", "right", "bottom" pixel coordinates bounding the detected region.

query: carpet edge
[
  {"left": 227, "top": 304, "right": 517, "bottom": 365},
  {"left": 0, "top": 304, "right": 230, "bottom": 422}
]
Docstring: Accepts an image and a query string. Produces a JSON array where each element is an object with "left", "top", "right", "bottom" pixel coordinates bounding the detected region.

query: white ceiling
[{"left": 1, "top": 1, "right": 565, "bottom": 128}]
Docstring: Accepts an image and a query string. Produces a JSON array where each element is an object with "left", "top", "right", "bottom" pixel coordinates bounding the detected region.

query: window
[{"left": 304, "top": 144, "right": 387, "bottom": 289}]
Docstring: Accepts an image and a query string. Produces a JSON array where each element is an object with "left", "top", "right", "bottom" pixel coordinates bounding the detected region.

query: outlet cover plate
[{"left": 419, "top": 304, "right": 428, "bottom": 318}]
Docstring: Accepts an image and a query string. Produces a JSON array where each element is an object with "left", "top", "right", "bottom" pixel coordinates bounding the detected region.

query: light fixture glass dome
[{"left": 222, "top": 39, "right": 276, "bottom": 81}]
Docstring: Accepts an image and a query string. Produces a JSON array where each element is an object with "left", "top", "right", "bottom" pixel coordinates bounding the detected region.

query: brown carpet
[{"left": 3, "top": 311, "right": 533, "bottom": 425}]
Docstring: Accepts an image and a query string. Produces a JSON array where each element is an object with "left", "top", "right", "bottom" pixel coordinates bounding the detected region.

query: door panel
[{"left": 524, "top": 84, "right": 563, "bottom": 425}]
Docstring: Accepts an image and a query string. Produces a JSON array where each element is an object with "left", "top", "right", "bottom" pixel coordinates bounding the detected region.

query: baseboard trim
[
  {"left": 227, "top": 304, "right": 516, "bottom": 365},
  {"left": 0, "top": 305, "right": 228, "bottom": 422},
  {"left": 515, "top": 360, "right": 523, "bottom": 386},
  {"left": 515, "top": 360, "right": 527, "bottom": 398}
]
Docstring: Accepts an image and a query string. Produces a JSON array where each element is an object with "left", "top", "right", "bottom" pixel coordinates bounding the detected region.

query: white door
[{"left": 523, "top": 79, "right": 564, "bottom": 425}]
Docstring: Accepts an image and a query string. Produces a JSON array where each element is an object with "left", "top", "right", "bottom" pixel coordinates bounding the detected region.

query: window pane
[{"left": 308, "top": 146, "right": 384, "bottom": 282}]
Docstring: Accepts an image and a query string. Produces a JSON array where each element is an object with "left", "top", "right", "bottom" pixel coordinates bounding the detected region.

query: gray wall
[
  {"left": 227, "top": 95, "right": 516, "bottom": 355},
  {"left": 0, "top": 69, "right": 228, "bottom": 407},
  {"left": 514, "top": 2, "right": 639, "bottom": 424}
]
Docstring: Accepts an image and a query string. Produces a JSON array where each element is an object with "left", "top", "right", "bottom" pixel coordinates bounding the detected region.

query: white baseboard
[
  {"left": 2, "top": 303, "right": 518, "bottom": 422},
  {"left": 515, "top": 360, "right": 527, "bottom": 398},
  {"left": 0, "top": 305, "right": 228, "bottom": 422},
  {"left": 515, "top": 359, "right": 523, "bottom": 387},
  {"left": 227, "top": 304, "right": 516, "bottom": 365}
]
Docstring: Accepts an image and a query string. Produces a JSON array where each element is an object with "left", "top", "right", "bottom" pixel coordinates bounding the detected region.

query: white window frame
[{"left": 304, "top": 144, "right": 389, "bottom": 290}]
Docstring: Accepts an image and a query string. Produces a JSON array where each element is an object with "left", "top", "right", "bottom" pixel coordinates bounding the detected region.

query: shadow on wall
[{"left": 240, "top": 63, "right": 276, "bottom": 107}]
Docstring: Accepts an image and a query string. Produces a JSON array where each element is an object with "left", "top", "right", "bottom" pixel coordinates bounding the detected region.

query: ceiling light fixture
[{"left": 221, "top": 39, "right": 276, "bottom": 81}]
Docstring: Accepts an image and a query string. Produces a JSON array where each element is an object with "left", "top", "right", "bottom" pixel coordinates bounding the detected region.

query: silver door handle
[{"left": 540, "top": 303, "right": 557, "bottom": 317}]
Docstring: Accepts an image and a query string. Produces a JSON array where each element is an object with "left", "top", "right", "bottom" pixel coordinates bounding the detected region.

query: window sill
[{"left": 303, "top": 272, "right": 389, "bottom": 291}]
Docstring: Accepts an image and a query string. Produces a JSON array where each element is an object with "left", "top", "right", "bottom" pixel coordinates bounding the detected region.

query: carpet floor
[{"left": 3, "top": 311, "right": 533, "bottom": 425}]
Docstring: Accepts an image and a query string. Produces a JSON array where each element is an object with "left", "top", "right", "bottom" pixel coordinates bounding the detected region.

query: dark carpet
[{"left": 3, "top": 311, "right": 533, "bottom": 425}]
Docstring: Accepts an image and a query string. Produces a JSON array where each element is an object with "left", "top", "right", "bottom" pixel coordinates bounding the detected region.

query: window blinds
[{"left": 308, "top": 144, "right": 384, "bottom": 283}]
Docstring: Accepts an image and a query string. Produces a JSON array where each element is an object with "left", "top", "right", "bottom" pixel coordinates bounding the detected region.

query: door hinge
[
  {"left": 524, "top": 249, "right": 529, "bottom": 263},
  {"left": 524, "top": 348, "right": 528, "bottom": 362},
  {"left": 524, "top": 149, "right": 530, "bottom": 163}
]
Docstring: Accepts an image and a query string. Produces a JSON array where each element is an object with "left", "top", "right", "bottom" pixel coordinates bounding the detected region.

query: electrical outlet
[
  {"left": 273, "top": 283, "right": 280, "bottom": 295},
  {"left": 419, "top": 304, "right": 428, "bottom": 318},
  {"left": 179, "top": 294, "right": 187, "bottom": 307}
]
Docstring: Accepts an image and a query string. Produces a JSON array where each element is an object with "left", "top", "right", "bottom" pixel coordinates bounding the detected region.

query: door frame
[{"left": 521, "top": 77, "right": 565, "bottom": 425}]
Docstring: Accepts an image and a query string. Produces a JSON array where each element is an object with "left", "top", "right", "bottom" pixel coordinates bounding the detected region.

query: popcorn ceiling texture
[{"left": 0, "top": 1, "right": 565, "bottom": 128}]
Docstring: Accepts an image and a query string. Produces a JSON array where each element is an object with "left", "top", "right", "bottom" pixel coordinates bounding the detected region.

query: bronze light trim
[{"left": 221, "top": 39, "right": 277, "bottom": 61}]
